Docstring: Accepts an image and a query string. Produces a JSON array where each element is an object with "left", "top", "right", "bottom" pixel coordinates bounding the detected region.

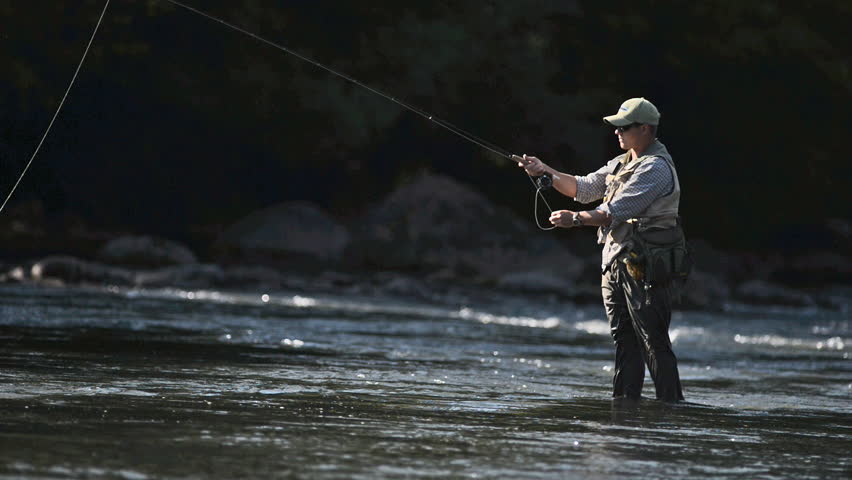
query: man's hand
[
  {"left": 513, "top": 154, "right": 547, "bottom": 177},
  {"left": 549, "top": 209, "right": 576, "bottom": 228},
  {"left": 513, "top": 154, "right": 579, "bottom": 199}
]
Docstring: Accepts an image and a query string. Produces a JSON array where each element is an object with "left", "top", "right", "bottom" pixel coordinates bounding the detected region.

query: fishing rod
[
  {"left": 3, "top": 0, "right": 557, "bottom": 230},
  {"left": 159, "top": 0, "right": 558, "bottom": 230}
]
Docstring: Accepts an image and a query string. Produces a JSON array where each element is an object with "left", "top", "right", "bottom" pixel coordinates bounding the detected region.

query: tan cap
[{"left": 603, "top": 97, "right": 660, "bottom": 126}]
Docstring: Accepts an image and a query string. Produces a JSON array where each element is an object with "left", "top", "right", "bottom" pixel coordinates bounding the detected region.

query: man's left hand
[{"left": 549, "top": 210, "right": 575, "bottom": 228}]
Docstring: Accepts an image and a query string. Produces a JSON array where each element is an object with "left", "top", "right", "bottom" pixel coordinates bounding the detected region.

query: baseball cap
[{"left": 603, "top": 97, "right": 660, "bottom": 126}]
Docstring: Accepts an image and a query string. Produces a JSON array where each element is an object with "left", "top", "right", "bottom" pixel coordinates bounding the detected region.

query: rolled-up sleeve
[
  {"left": 574, "top": 163, "right": 611, "bottom": 204},
  {"left": 601, "top": 157, "right": 673, "bottom": 226}
]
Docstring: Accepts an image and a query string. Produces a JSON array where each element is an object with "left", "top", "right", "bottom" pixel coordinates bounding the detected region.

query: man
[{"left": 514, "top": 97, "right": 684, "bottom": 402}]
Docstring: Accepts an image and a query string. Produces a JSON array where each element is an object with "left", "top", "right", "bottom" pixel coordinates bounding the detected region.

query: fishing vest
[{"left": 598, "top": 140, "right": 681, "bottom": 251}]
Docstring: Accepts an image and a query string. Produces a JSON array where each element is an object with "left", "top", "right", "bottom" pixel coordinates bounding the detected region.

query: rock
[
  {"left": 98, "top": 235, "right": 198, "bottom": 268},
  {"left": 572, "top": 281, "right": 605, "bottom": 304},
  {"left": 134, "top": 264, "right": 225, "bottom": 289},
  {"left": 689, "top": 239, "right": 740, "bottom": 279},
  {"left": 2, "top": 266, "right": 27, "bottom": 283},
  {"left": 826, "top": 218, "right": 851, "bottom": 248},
  {"left": 217, "top": 202, "right": 350, "bottom": 265},
  {"left": 770, "top": 251, "right": 852, "bottom": 286},
  {"left": 735, "top": 279, "right": 815, "bottom": 307},
  {"left": 814, "top": 285, "right": 852, "bottom": 312},
  {"left": 379, "top": 274, "right": 432, "bottom": 299},
  {"left": 316, "top": 271, "right": 360, "bottom": 288},
  {"left": 680, "top": 269, "right": 732, "bottom": 310},
  {"left": 769, "top": 218, "right": 852, "bottom": 253},
  {"left": 221, "top": 265, "right": 284, "bottom": 289},
  {"left": 496, "top": 269, "right": 575, "bottom": 295},
  {"left": 29, "top": 256, "right": 134, "bottom": 286},
  {"left": 688, "top": 239, "right": 781, "bottom": 284},
  {"left": 348, "top": 173, "right": 582, "bottom": 282}
]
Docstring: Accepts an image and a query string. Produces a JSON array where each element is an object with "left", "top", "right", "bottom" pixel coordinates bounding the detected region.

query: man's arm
[
  {"left": 548, "top": 170, "right": 579, "bottom": 199},
  {"left": 576, "top": 209, "right": 612, "bottom": 226},
  {"left": 513, "top": 154, "right": 577, "bottom": 197},
  {"left": 549, "top": 208, "right": 612, "bottom": 228},
  {"left": 549, "top": 158, "right": 673, "bottom": 230}
]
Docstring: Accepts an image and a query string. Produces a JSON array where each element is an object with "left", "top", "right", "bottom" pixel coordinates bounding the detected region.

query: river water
[{"left": 0, "top": 283, "right": 849, "bottom": 479}]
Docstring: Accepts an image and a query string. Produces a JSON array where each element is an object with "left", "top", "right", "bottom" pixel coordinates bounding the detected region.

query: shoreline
[{"left": 3, "top": 251, "right": 849, "bottom": 314}]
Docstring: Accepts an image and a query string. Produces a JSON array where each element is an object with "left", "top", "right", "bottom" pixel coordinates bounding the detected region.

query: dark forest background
[{"left": 2, "top": 0, "right": 850, "bottom": 257}]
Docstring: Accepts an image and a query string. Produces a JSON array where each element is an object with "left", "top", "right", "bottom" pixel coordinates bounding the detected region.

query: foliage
[{"left": 2, "top": 0, "right": 849, "bottom": 248}]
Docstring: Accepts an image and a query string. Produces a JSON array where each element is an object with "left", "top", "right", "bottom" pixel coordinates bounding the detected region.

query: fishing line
[
  {"left": 0, "top": 0, "right": 112, "bottom": 216},
  {"left": 160, "top": 0, "right": 558, "bottom": 230}
]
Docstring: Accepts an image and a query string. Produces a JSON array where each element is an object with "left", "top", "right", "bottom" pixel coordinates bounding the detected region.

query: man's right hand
[{"left": 513, "top": 154, "right": 547, "bottom": 177}]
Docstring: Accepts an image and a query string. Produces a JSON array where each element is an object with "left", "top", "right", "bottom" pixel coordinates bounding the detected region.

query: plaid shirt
[{"left": 574, "top": 149, "right": 674, "bottom": 269}]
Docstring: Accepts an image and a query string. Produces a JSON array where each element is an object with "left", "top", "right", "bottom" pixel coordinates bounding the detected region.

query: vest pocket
[
  {"left": 630, "top": 223, "right": 694, "bottom": 301},
  {"left": 647, "top": 242, "right": 693, "bottom": 284}
]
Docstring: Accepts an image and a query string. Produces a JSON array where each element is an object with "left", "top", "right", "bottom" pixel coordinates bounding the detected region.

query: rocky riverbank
[{"left": 2, "top": 174, "right": 850, "bottom": 312}]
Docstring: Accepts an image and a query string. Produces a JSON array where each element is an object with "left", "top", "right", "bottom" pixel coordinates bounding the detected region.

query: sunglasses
[{"left": 615, "top": 123, "right": 642, "bottom": 133}]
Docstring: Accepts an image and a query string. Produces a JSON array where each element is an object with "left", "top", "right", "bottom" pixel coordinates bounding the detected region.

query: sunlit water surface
[{"left": 0, "top": 284, "right": 849, "bottom": 479}]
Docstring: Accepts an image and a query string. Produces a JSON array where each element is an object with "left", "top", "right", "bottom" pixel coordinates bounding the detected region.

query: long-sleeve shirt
[{"left": 574, "top": 151, "right": 674, "bottom": 269}]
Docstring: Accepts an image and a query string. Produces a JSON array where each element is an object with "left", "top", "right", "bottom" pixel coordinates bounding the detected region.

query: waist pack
[{"left": 622, "top": 219, "right": 693, "bottom": 303}]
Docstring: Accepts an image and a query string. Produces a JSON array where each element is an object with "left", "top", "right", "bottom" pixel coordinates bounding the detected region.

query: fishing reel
[{"left": 534, "top": 173, "right": 553, "bottom": 190}]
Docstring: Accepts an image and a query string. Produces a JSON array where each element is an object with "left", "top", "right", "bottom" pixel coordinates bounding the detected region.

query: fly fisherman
[{"left": 515, "top": 97, "right": 688, "bottom": 402}]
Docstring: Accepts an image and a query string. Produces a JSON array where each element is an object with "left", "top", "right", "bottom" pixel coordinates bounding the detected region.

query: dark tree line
[{"left": 2, "top": 0, "right": 850, "bottom": 250}]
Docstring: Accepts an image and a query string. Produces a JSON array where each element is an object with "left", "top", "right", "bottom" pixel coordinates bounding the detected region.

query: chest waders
[{"left": 601, "top": 141, "right": 688, "bottom": 402}]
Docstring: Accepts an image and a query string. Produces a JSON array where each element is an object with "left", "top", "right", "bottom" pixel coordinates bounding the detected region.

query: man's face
[{"left": 614, "top": 123, "right": 642, "bottom": 151}]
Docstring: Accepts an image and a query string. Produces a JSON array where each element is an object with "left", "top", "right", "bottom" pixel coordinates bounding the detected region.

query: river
[{"left": 0, "top": 284, "right": 849, "bottom": 479}]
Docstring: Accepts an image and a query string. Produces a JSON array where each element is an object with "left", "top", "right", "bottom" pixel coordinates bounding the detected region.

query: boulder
[
  {"left": 680, "top": 269, "right": 732, "bottom": 310},
  {"left": 348, "top": 173, "right": 582, "bottom": 283},
  {"left": 376, "top": 274, "right": 432, "bottom": 299},
  {"left": 134, "top": 264, "right": 225, "bottom": 289},
  {"left": 496, "top": 269, "right": 576, "bottom": 295},
  {"left": 735, "top": 279, "right": 815, "bottom": 307},
  {"left": 825, "top": 218, "right": 852, "bottom": 248},
  {"left": 770, "top": 251, "right": 852, "bottom": 286},
  {"left": 688, "top": 239, "right": 782, "bottom": 284},
  {"left": 29, "top": 256, "right": 134, "bottom": 286},
  {"left": 217, "top": 202, "right": 349, "bottom": 265},
  {"left": 221, "top": 265, "right": 285, "bottom": 289},
  {"left": 768, "top": 218, "right": 852, "bottom": 253},
  {"left": 814, "top": 285, "right": 852, "bottom": 312},
  {"left": 98, "top": 235, "right": 197, "bottom": 268},
  {"left": 689, "top": 239, "right": 741, "bottom": 279}
]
